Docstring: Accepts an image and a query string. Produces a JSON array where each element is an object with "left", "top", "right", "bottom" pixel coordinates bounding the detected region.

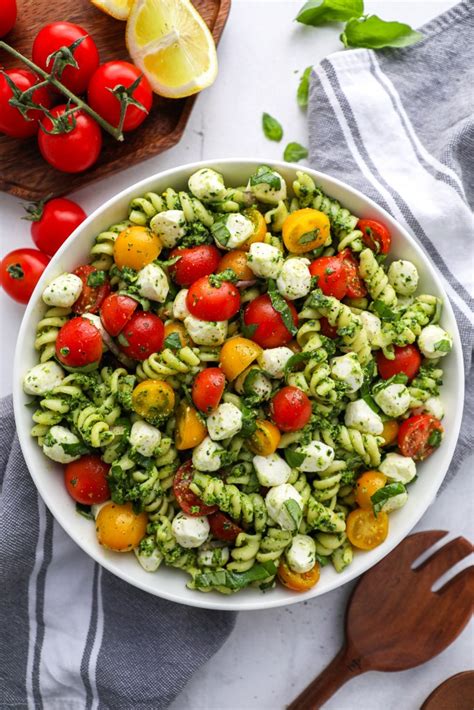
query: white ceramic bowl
[{"left": 13, "top": 159, "right": 464, "bottom": 611}]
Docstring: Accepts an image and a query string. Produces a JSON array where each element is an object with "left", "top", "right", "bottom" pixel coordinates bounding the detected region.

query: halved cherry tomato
[
  {"left": 219, "top": 337, "right": 262, "bottom": 381},
  {"left": 192, "top": 367, "right": 226, "bottom": 412},
  {"left": 96, "top": 502, "right": 148, "bottom": 552},
  {"left": 64, "top": 455, "right": 110, "bottom": 505},
  {"left": 164, "top": 321, "right": 189, "bottom": 347},
  {"left": 319, "top": 317, "right": 339, "bottom": 339},
  {"left": 56, "top": 317, "right": 102, "bottom": 369},
  {"left": 118, "top": 312, "right": 164, "bottom": 360},
  {"left": 282, "top": 209, "right": 330, "bottom": 254},
  {"left": 0, "top": 248, "right": 49, "bottom": 304},
  {"left": 113, "top": 226, "right": 162, "bottom": 271},
  {"left": 241, "top": 208, "right": 267, "bottom": 250},
  {"left": 100, "top": 293, "right": 137, "bottom": 336},
  {"left": 208, "top": 511, "right": 242, "bottom": 542},
  {"left": 248, "top": 420, "right": 281, "bottom": 456},
  {"left": 380, "top": 420, "right": 399, "bottom": 447},
  {"left": 169, "top": 245, "right": 221, "bottom": 287},
  {"left": 217, "top": 250, "right": 254, "bottom": 282},
  {"left": 377, "top": 345, "right": 421, "bottom": 381},
  {"left": 309, "top": 256, "right": 347, "bottom": 299},
  {"left": 175, "top": 401, "right": 207, "bottom": 450},
  {"left": 358, "top": 218, "right": 391, "bottom": 255},
  {"left": 277, "top": 559, "right": 320, "bottom": 592},
  {"left": 346, "top": 508, "right": 389, "bottom": 550},
  {"left": 173, "top": 461, "right": 218, "bottom": 516},
  {"left": 0, "top": 68, "right": 52, "bottom": 138},
  {"left": 398, "top": 414, "right": 443, "bottom": 461},
  {"left": 243, "top": 294, "right": 298, "bottom": 348},
  {"left": 132, "top": 379, "right": 175, "bottom": 423},
  {"left": 72, "top": 265, "right": 110, "bottom": 315},
  {"left": 187, "top": 276, "right": 240, "bottom": 321},
  {"left": 270, "top": 386, "right": 312, "bottom": 432},
  {"left": 339, "top": 249, "right": 367, "bottom": 298},
  {"left": 355, "top": 471, "right": 387, "bottom": 510}
]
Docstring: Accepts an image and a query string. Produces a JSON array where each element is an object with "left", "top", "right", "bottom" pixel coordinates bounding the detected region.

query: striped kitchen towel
[{"left": 308, "top": 0, "right": 474, "bottom": 484}]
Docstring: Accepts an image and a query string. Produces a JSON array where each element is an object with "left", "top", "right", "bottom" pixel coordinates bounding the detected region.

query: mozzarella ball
[
  {"left": 136, "top": 263, "right": 169, "bottom": 303},
  {"left": 360, "top": 311, "right": 382, "bottom": 347},
  {"left": 247, "top": 242, "right": 283, "bottom": 279},
  {"left": 134, "top": 544, "right": 163, "bottom": 572},
  {"left": 344, "top": 399, "right": 384, "bottom": 435},
  {"left": 286, "top": 534, "right": 316, "bottom": 573},
  {"left": 258, "top": 347, "right": 293, "bottom": 378},
  {"left": 276, "top": 258, "right": 312, "bottom": 300},
  {"left": 423, "top": 396, "right": 444, "bottom": 420},
  {"left": 330, "top": 353, "right": 364, "bottom": 393},
  {"left": 192, "top": 436, "right": 224, "bottom": 472},
  {"left": 379, "top": 453, "right": 416, "bottom": 483},
  {"left": 265, "top": 484, "right": 303, "bottom": 531},
  {"left": 236, "top": 368, "right": 272, "bottom": 401},
  {"left": 253, "top": 452, "right": 291, "bottom": 487},
  {"left": 171, "top": 512, "right": 210, "bottom": 548},
  {"left": 129, "top": 420, "right": 162, "bottom": 457},
  {"left": 198, "top": 545, "right": 230, "bottom": 567},
  {"left": 42, "top": 426, "right": 82, "bottom": 464},
  {"left": 388, "top": 260, "right": 419, "bottom": 296},
  {"left": 188, "top": 168, "right": 227, "bottom": 202},
  {"left": 150, "top": 210, "right": 186, "bottom": 248},
  {"left": 374, "top": 383, "right": 411, "bottom": 418},
  {"left": 295, "top": 441, "right": 335, "bottom": 472},
  {"left": 173, "top": 289, "right": 190, "bottom": 320},
  {"left": 214, "top": 213, "right": 254, "bottom": 250},
  {"left": 184, "top": 315, "right": 227, "bottom": 346},
  {"left": 42, "top": 273, "right": 83, "bottom": 308},
  {"left": 207, "top": 403, "right": 242, "bottom": 441},
  {"left": 23, "top": 361, "right": 65, "bottom": 396},
  {"left": 379, "top": 489, "right": 408, "bottom": 513},
  {"left": 247, "top": 169, "right": 287, "bottom": 205},
  {"left": 418, "top": 325, "right": 453, "bottom": 359}
]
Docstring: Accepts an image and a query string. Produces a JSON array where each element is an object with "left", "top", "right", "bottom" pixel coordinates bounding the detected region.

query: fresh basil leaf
[
  {"left": 117, "top": 332, "right": 130, "bottom": 347},
  {"left": 284, "top": 448, "right": 306, "bottom": 468},
  {"left": 268, "top": 281, "right": 298, "bottom": 336},
  {"left": 249, "top": 165, "right": 282, "bottom": 190},
  {"left": 371, "top": 482, "right": 406, "bottom": 516},
  {"left": 76, "top": 502, "right": 94, "bottom": 520},
  {"left": 434, "top": 339, "right": 451, "bottom": 353},
  {"left": 372, "top": 299, "right": 397, "bottom": 321},
  {"left": 428, "top": 429, "right": 443, "bottom": 448},
  {"left": 117, "top": 290, "right": 150, "bottom": 311},
  {"left": 341, "top": 15, "right": 423, "bottom": 49},
  {"left": 296, "top": 0, "right": 364, "bottom": 25},
  {"left": 61, "top": 441, "right": 90, "bottom": 457},
  {"left": 240, "top": 403, "right": 257, "bottom": 438},
  {"left": 283, "top": 142, "right": 308, "bottom": 163},
  {"left": 284, "top": 498, "right": 303, "bottom": 530},
  {"left": 316, "top": 553, "right": 330, "bottom": 567},
  {"left": 163, "top": 332, "right": 182, "bottom": 350},
  {"left": 284, "top": 350, "right": 312, "bottom": 374},
  {"left": 87, "top": 270, "right": 106, "bottom": 287},
  {"left": 211, "top": 219, "right": 231, "bottom": 246},
  {"left": 155, "top": 255, "right": 182, "bottom": 268},
  {"left": 119, "top": 266, "right": 138, "bottom": 284},
  {"left": 262, "top": 112, "right": 283, "bottom": 142},
  {"left": 297, "top": 66, "right": 313, "bottom": 108},
  {"left": 298, "top": 228, "right": 319, "bottom": 245},
  {"left": 241, "top": 320, "right": 258, "bottom": 339},
  {"left": 194, "top": 561, "right": 277, "bottom": 591}
]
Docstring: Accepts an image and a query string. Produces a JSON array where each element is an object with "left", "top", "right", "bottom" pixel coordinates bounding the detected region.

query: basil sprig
[
  {"left": 194, "top": 561, "right": 277, "bottom": 591},
  {"left": 262, "top": 112, "right": 283, "bottom": 142},
  {"left": 268, "top": 280, "right": 298, "bottom": 336}
]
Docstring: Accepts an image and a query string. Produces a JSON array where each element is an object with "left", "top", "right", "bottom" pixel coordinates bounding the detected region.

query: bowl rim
[{"left": 13, "top": 158, "right": 465, "bottom": 611}]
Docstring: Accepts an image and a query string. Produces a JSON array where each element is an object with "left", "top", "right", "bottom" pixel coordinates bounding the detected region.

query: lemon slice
[
  {"left": 126, "top": 0, "right": 218, "bottom": 98},
  {"left": 90, "top": 0, "right": 133, "bottom": 21}
]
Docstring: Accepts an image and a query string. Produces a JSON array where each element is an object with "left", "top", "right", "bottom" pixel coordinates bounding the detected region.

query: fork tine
[
  {"left": 437, "top": 564, "right": 474, "bottom": 600},
  {"left": 387, "top": 530, "right": 448, "bottom": 564},
  {"left": 416, "top": 537, "right": 473, "bottom": 587}
]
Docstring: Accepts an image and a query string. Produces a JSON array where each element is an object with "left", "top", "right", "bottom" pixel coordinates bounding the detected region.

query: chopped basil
[
  {"left": 268, "top": 280, "right": 298, "bottom": 336},
  {"left": 117, "top": 332, "right": 130, "bottom": 347},
  {"left": 163, "top": 332, "right": 182, "bottom": 350},
  {"left": 262, "top": 112, "right": 283, "bottom": 142},
  {"left": 240, "top": 403, "right": 257, "bottom": 437},
  {"left": 210, "top": 219, "right": 231, "bottom": 246},
  {"left": 208, "top": 269, "right": 239, "bottom": 287},
  {"left": 284, "top": 350, "right": 312, "bottom": 374},
  {"left": 316, "top": 554, "right": 330, "bottom": 567},
  {"left": 284, "top": 498, "right": 303, "bottom": 530},
  {"left": 434, "top": 339, "right": 451, "bottom": 353},
  {"left": 241, "top": 320, "right": 258, "bottom": 339},
  {"left": 372, "top": 299, "right": 397, "bottom": 321},
  {"left": 371, "top": 483, "right": 406, "bottom": 516},
  {"left": 194, "top": 561, "right": 277, "bottom": 591},
  {"left": 249, "top": 166, "right": 281, "bottom": 190},
  {"left": 155, "top": 255, "right": 182, "bottom": 267},
  {"left": 87, "top": 270, "right": 107, "bottom": 287},
  {"left": 283, "top": 142, "right": 308, "bottom": 163},
  {"left": 61, "top": 441, "right": 90, "bottom": 457},
  {"left": 298, "top": 228, "right": 319, "bottom": 245},
  {"left": 284, "top": 448, "right": 306, "bottom": 468},
  {"left": 296, "top": 0, "right": 363, "bottom": 26},
  {"left": 76, "top": 502, "right": 94, "bottom": 520},
  {"left": 341, "top": 15, "right": 423, "bottom": 49},
  {"left": 428, "top": 428, "right": 442, "bottom": 448},
  {"left": 297, "top": 66, "right": 313, "bottom": 108}
]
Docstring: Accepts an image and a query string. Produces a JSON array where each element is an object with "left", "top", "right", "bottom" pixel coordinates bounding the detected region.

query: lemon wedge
[
  {"left": 126, "top": 0, "right": 218, "bottom": 98},
  {"left": 90, "top": 0, "right": 133, "bottom": 21}
]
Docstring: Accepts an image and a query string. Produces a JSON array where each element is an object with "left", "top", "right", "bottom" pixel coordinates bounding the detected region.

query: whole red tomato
[
  {"left": 377, "top": 344, "right": 421, "bottom": 381},
  {"left": 0, "top": 0, "right": 16, "bottom": 37},
  {"left": 187, "top": 276, "right": 240, "bottom": 321},
  {"left": 38, "top": 105, "right": 102, "bottom": 173},
  {"left": 1, "top": 249, "right": 49, "bottom": 304},
  {"left": 56, "top": 317, "right": 103, "bottom": 369},
  {"left": 88, "top": 61, "right": 152, "bottom": 132},
  {"left": 270, "top": 386, "right": 312, "bottom": 432},
  {"left": 64, "top": 455, "right": 110, "bottom": 504},
  {"left": 25, "top": 197, "right": 86, "bottom": 256},
  {"left": 0, "top": 69, "right": 52, "bottom": 138},
  {"left": 243, "top": 294, "right": 298, "bottom": 348},
  {"left": 118, "top": 312, "right": 165, "bottom": 361},
  {"left": 169, "top": 245, "right": 221, "bottom": 287}
]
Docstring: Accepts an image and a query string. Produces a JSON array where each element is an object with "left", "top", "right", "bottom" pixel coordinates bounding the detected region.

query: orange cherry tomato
[
  {"left": 219, "top": 336, "right": 262, "bottom": 381},
  {"left": 248, "top": 420, "right": 281, "bottom": 456},
  {"left": 96, "top": 502, "right": 148, "bottom": 552},
  {"left": 380, "top": 420, "right": 399, "bottom": 447},
  {"left": 175, "top": 401, "right": 207, "bottom": 450},
  {"left": 282, "top": 208, "right": 330, "bottom": 254},
  {"left": 241, "top": 208, "right": 267, "bottom": 250},
  {"left": 346, "top": 508, "right": 389, "bottom": 550},
  {"left": 217, "top": 250, "right": 254, "bottom": 282},
  {"left": 354, "top": 471, "right": 387, "bottom": 510},
  {"left": 164, "top": 321, "right": 190, "bottom": 347},
  {"left": 113, "top": 225, "right": 162, "bottom": 270},
  {"left": 277, "top": 559, "right": 320, "bottom": 592}
]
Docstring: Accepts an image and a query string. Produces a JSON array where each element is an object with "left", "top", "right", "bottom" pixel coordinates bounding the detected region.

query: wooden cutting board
[{"left": 0, "top": 0, "right": 231, "bottom": 200}]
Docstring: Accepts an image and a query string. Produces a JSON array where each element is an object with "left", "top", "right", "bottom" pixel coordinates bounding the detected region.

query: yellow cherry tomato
[
  {"left": 113, "top": 225, "right": 162, "bottom": 270},
  {"left": 164, "top": 321, "right": 190, "bottom": 347},
  {"left": 277, "top": 559, "right": 320, "bottom": 592},
  {"left": 217, "top": 250, "right": 254, "bottom": 282},
  {"left": 248, "top": 419, "right": 281, "bottom": 456},
  {"left": 381, "top": 419, "right": 400, "bottom": 447},
  {"left": 96, "top": 502, "right": 148, "bottom": 552},
  {"left": 346, "top": 508, "right": 389, "bottom": 550},
  {"left": 175, "top": 401, "right": 207, "bottom": 450},
  {"left": 219, "top": 336, "right": 262, "bottom": 381},
  {"left": 132, "top": 379, "right": 175, "bottom": 424},
  {"left": 355, "top": 471, "right": 387, "bottom": 510},
  {"left": 241, "top": 208, "right": 267, "bottom": 250},
  {"left": 282, "top": 208, "right": 330, "bottom": 254}
]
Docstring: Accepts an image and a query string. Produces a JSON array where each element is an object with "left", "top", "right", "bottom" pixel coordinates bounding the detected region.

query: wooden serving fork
[{"left": 289, "top": 531, "right": 474, "bottom": 710}]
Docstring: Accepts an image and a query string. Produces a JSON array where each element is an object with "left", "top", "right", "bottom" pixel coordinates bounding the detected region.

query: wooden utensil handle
[{"left": 288, "top": 645, "right": 365, "bottom": 710}]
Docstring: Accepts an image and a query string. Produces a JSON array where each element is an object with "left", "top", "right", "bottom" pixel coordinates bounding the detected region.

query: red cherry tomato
[
  {"left": 88, "top": 61, "right": 152, "bottom": 132},
  {"left": 358, "top": 219, "right": 391, "bottom": 255},
  {"left": 71, "top": 265, "right": 110, "bottom": 315},
  {"left": 0, "top": 69, "right": 52, "bottom": 138},
  {"left": 270, "top": 386, "right": 312, "bottom": 432},
  {"left": 32, "top": 22, "right": 99, "bottom": 95},
  {"left": 169, "top": 245, "right": 221, "bottom": 287},
  {"left": 118, "top": 311, "right": 164, "bottom": 361},
  {"left": 38, "top": 105, "right": 102, "bottom": 173},
  {"left": 27, "top": 197, "right": 86, "bottom": 256},
  {"left": 56, "top": 317, "right": 103, "bottom": 369},
  {"left": 319, "top": 317, "right": 339, "bottom": 339},
  {"left": 192, "top": 368, "right": 226, "bottom": 413},
  {"left": 243, "top": 294, "right": 298, "bottom": 348},
  {"left": 377, "top": 344, "right": 421, "bottom": 381},
  {"left": 208, "top": 511, "right": 242, "bottom": 542},
  {"left": 173, "top": 461, "right": 218, "bottom": 516},
  {"left": 309, "top": 256, "right": 348, "bottom": 300},
  {"left": 100, "top": 293, "right": 138, "bottom": 336},
  {"left": 64, "top": 455, "right": 110, "bottom": 504},
  {"left": 187, "top": 276, "right": 240, "bottom": 321},
  {"left": 0, "top": 248, "right": 49, "bottom": 304},
  {"left": 398, "top": 414, "right": 443, "bottom": 461},
  {"left": 0, "top": 0, "right": 16, "bottom": 37},
  {"left": 339, "top": 249, "right": 367, "bottom": 299}
]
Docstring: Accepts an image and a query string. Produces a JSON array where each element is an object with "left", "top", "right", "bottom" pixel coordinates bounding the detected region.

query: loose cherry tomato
[
  {"left": 71, "top": 265, "right": 110, "bottom": 315},
  {"left": 132, "top": 379, "right": 175, "bottom": 423},
  {"left": 339, "top": 249, "right": 367, "bottom": 298},
  {"left": 398, "top": 414, "right": 443, "bottom": 461},
  {"left": 175, "top": 401, "right": 207, "bottom": 450},
  {"left": 173, "top": 461, "right": 218, "bottom": 516},
  {"left": 319, "top": 317, "right": 339, "bottom": 339},
  {"left": 96, "top": 502, "right": 147, "bottom": 552},
  {"left": 114, "top": 225, "right": 162, "bottom": 271},
  {"left": 187, "top": 276, "right": 240, "bottom": 321},
  {"left": 0, "top": 248, "right": 49, "bottom": 304},
  {"left": 217, "top": 250, "right": 254, "bottom": 282},
  {"left": 380, "top": 420, "right": 399, "bottom": 447},
  {"left": 100, "top": 293, "right": 137, "bottom": 336},
  {"left": 377, "top": 344, "right": 421, "bottom": 381},
  {"left": 346, "top": 508, "right": 389, "bottom": 550},
  {"left": 192, "top": 367, "right": 226, "bottom": 413},
  {"left": 32, "top": 22, "right": 99, "bottom": 95},
  {"left": 243, "top": 294, "right": 298, "bottom": 348},
  {"left": 87, "top": 61, "right": 152, "bottom": 132},
  {"left": 56, "top": 317, "right": 103, "bottom": 369},
  {"left": 64, "top": 455, "right": 110, "bottom": 504},
  {"left": 282, "top": 209, "right": 330, "bottom": 254},
  {"left": 38, "top": 105, "right": 102, "bottom": 173},
  {"left": 0, "top": 0, "right": 16, "bottom": 37},
  {"left": 354, "top": 471, "right": 387, "bottom": 510},
  {"left": 270, "top": 386, "right": 312, "bottom": 432},
  {"left": 118, "top": 312, "right": 164, "bottom": 360},
  {"left": 248, "top": 420, "right": 281, "bottom": 456},
  {"left": 27, "top": 197, "right": 86, "bottom": 256},
  {"left": 208, "top": 511, "right": 242, "bottom": 542},
  {"left": 169, "top": 245, "right": 220, "bottom": 287},
  {"left": 309, "top": 256, "right": 347, "bottom": 300},
  {"left": 277, "top": 559, "right": 320, "bottom": 592},
  {"left": 219, "top": 337, "right": 262, "bottom": 381},
  {"left": 358, "top": 218, "right": 391, "bottom": 255},
  {"left": 0, "top": 68, "right": 52, "bottom": 138}
]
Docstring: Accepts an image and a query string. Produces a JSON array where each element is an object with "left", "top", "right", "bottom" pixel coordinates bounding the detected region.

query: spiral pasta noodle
[
  {"left": 35, "top": 307, "right": 71, "bottom": 363},
  {"left": 89, "top": 221, "right": 131, "bottom": 270},
  {"left": 382, "top": 295, "right": 440, "bottom": 347},
  {"left": 190, "top": 473, "right": 268, "bottom": 532},
  {"left": 227, "top": 532, "right": 261, "bottom": 572},
  {"left": 136, "top": 347, "right": 201, "bottom": 383},
  {"left": 358, "top": 248, "right": 397, "bottom": 307}
]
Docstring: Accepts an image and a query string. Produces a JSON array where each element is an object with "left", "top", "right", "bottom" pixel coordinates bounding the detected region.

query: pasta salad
[{"left": 23, "top": 166, "right": 453, "bottom": 595}]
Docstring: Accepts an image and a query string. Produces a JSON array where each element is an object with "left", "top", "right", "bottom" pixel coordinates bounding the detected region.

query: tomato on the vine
[
  {"left": 0, "top": 0, "right": 17, "bottom": 37},
  {"left": 118, "top": 312, "right": 164, "bottom": 361},
  {"left": 71, "top": 265, "right": 110, "bottom": 314},
  {"left": 270, "top": 386, "right": 312, "bottom": 432},
  {"left": 38, "top": 105, "right": 102, "bottom": 173},
  {"left": 56, "top": 317, "right": 103, "bottom": 369},
  {"left": 64, "top": 455, "right": 110, "bottom": 505},
  {"left": 192, "top": 367, "right": 226, "bottom": 413},
  {"left": 0, "top": 69, "right": 52, "bottom": 138},
  {"left": 358, "top": 218, "right": 391, "bottom": 255},
  {"left": 377, "top": 344, "right": 421, "bottom": 381},
  {"left": 100, "top": 293, "right": 138, "bottom": 336},
  {"left": 398, "top": 414, "right": 443, "bottom": 461},
  {"left": 0, "top": 248, "right": 49, "bottom": 304},
  {"left": 88, "top": 61, "right": 152, "bottom": 132},
  {"left": 243, "top": 294, "right": 298, "bottom": 348},
  {"left": 187, "top": 276, "right": 240, "bottom": 321},
  {"left": 173, "top": 461, "right": 218, "bottom": 517},
  {"left": 26, "top": 197, "right": 86, "bottom": 256},
  {"left": 169, "top": 245, "right": 221, "bottom": 287}
]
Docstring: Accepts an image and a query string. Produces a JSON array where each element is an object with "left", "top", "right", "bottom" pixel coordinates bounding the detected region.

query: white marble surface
[{"left": 1, "top": 1, "right": 472, "bottom": 708}]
